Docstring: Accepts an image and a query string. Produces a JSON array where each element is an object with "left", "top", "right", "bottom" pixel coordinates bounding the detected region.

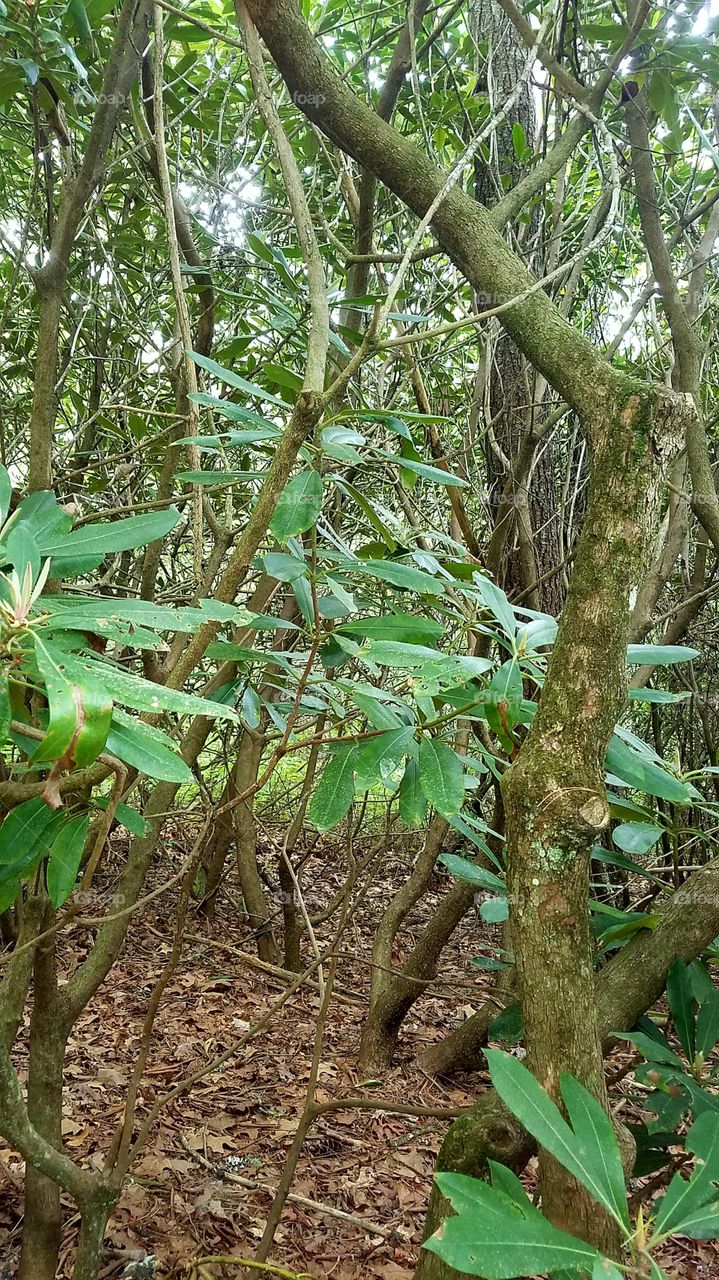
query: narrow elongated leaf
[
  {"left": 439, "top": 853, "right": 505, "bottom": 892},
  {"left": 56, "top": 654, "right": 239, "bottom": 722},
  {"left": 105, "top": 712, "right": 192, "bottom": 783},
  {"left": 560, "top": 1074, "right": 630, "bottom": 1228},
  {"left": 32, "top": 636, "right": 80, "bottom": 762},
  {"left": 188, "top": 350, "right": 290, "bottom": 407},
  {"left": 94, "top": 798, "right": 150, "bottom": 837},
  {"left": 377, "top": 450, "right": 469, "bottom": 487},
  {"left": 38, "top": 509, "right": 182, "bottom": 561},
  {"left": 0, "top": 679, "right": 11, "bottom": 752},
  {"left": 626, "top": 644, "right": 699, "bottom": 666},
  {"left": 336, "top": 613, "right": 442, "bottom": 646},
  {"left": 0, "top": 465, "right": 12, "bottom": 523},
  {"left": 616, "top": 1031, "right": 683, "bottom": 1067},
  {"left": 348, "top": 689, "right": 403, "bottom": 730},
  {"left": 605, "top": 737, "right": 691, "bottom": 805},
  {"left": 418, "top": 738, "right": 465, "bottom": 815},
  {"left": 472, "top": 575, "right": 516, "bottom": 640},
  {"left": 667, "top": 960, "right": 696, "bottom": 1059},
  {"left": 653, "top": 1111, "right": 719, "bottom": 1237},
  {"left": 398, "top": 758, "right": 426, "bottom": 826},
  {"left": 270, "top": 470, "right": 322, "bottom": 540},
  {"left": 697, "top": 990, "right": 719, "bottom": 1058},
  {"left": 350, "top": 558, "right": 445, "bottom": 595},
  {"left": 308, "top": 746, "right": 357, "bottom": 831},
  {"left": 46, "top": 815, "right": 89, "bottom": 907},
  {"left": 485, "top": 1050, "right": 629, "bottom": 1228}
]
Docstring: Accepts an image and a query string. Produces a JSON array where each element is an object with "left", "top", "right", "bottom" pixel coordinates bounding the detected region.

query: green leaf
[
  {"left": 418, "top": 738, "right": 465, "bottom": 815},
  {"left": 653, "top": 1111, "right": 719, "bottom": 1237},
  {"left": 188, "top": 350, "right": 290, "bottom": 408},
  {"left": 398, "top": 758, "right": 426, "bottom": 826},
  {"left": 56, "top": 653, "right": 239, "bottom": 723},
  {"left": 0, "top": 678, "right": 11, "bottom": 751},
  {"left": 611, "top": 822, "right": 664, "bottom": 855},
  {"left": 336, "top": 613, "right": 442, "bottom": 646},
  {"left": 355, "top": 726, "right": 416, "bottom": 790},
  {"left": 335, "top": 480, "right": 398, "bottom": 550},
  {"left": 426, "top": 1171, "right": 601, "bottom": 1277},
  {"left": 261, "top": 551, "right": 307, "bottom": 582},
  {"left": 376, "top": 450, "right": 469, "bottom": 487},
  {"left": 0, "top": 797, "right": 65, "bottom": 885},
  {"left": 31, "top": 636, "right": 112, "bottom": 767},
  {"left": 439, "top": 853, "right": 505, "bottom": 892},
  {"left": 94, "top": 797, "right": 149, "bottom": 837},
  {"left": 485, "top": 1050, "right": 629, "bottom": 1228},
  {"left": 348, "top": 688, "right": 404, "bottom": 730},
  {"left": 473, "top": 575, "right": 516, "bottom": 641},
  {"left": 616, "top": 1031, "right": 683, "bottom": 1068},
  {"left": 667, "top": 960, "right": 696, "bottom": 1060},
  {"left": 350, "top": 558, "right": 445, "bottom": 595},
  {"left": 512, "top": 120, "right": 526, "bottom": 156},
  {"left": 696, "top": 990, "right": 719, "bottom": 1059},
  {"left": 626, "top": 644, "right": 699, "bottom": 666},
  {"left": 105, "top": 711, "right": 192, "bottom": 783},
  {"left": 46, "top": 815, "right": 89, "bottom": 907},
  {"left": 605, "top": 736, "right": 691, "bottom": 805},
  {"left": 308, "top": 745, "right": 357, "bottom": 831},
  {"left": 38, "top": 509, "right": 182, "bottom": 564},
  {"left": 241, "top": 686, "right": 261, "bottom": 729},
  {"left": 560, "top": 1074, "right": 630, "bottom": 1229},
  {"left": 32, "top": 635, "right": 82, "bottom": 763},
  {"left": 0, "top": 464, "right": 12, "bottom": 523},
  {"left": 480, "top": 896, "right": 509, "bottom": 923},
  {"left": 270, "top": 470, "right": 322, "bottom": 541}
]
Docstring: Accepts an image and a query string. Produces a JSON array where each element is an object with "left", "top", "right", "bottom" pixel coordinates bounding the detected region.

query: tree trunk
[{"left": 18, "top": 922, "right": 68, "bottom": 1280}]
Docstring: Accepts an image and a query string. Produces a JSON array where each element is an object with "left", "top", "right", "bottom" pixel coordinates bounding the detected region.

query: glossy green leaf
[
  {"left": 270, "top": 470, "right": 322, "bottom": 541},
  {"left": 0, "top": 797, "right": 65, "bottom": 884},
  {"left": 667, "top": 960, "right": 696, "bottom": 1060},
  {"left": 418, "top": 738, "right": 465, "bottom": 815},
  {"left": 308, "top": 745, "right": 357, "bottom": 831},
  {"left": 696, "top": 990, "right": 719, "bottom": 1059},
  {"left": 46, "top": 814, "right": 89, "bottom": 907},
  {"left": 605, "top": 736, "right": 691, "bottom": 805},
  {"left": 188, "top": 350, "right": 290, "bottom": 408},
  {"left": 38, "top": 509, "right": 182, "bottom": 562},
  {"left": 426, "top": 1170, "right": 601, "bottom": 1277},
  {"left": 0, "top": 465, "right": 12, "bottom": 523},
  {"left": 336, "top": 613, "right": 442, "bottom": 646},
  {"left": 398, "top": 758, "right": 426, "bottom": 826},
  {"left": 439, "top": 853, "right": 505, "bottom": 892},
  {"left": 32, "top": 635, "right": 81, "bottom": 762},
  {"left": 653, "top": 1111, "right": 719, "bottom": 1237},
  {"left": 55, "top": 653, "right": 239, "bottom": 722},
  {"left": 626, "top": 644, "right": 699, "bottom": 666},
  {"left": 105, "top": 711, "right": 192, "bottom": 783},
  {"left": 485, "top": 1050, "right": 629, "bottom": 1228},
  {"left": 611, "top": 822, "right": 664, "bottom": 855},
  {"left": 349, "top": 558, "right": 445, "bottom": 595}
]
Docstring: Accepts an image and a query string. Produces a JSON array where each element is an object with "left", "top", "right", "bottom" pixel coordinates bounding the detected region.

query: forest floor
[{"left": 1, "top": 822, "right": 718, "bottom": 1280}]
